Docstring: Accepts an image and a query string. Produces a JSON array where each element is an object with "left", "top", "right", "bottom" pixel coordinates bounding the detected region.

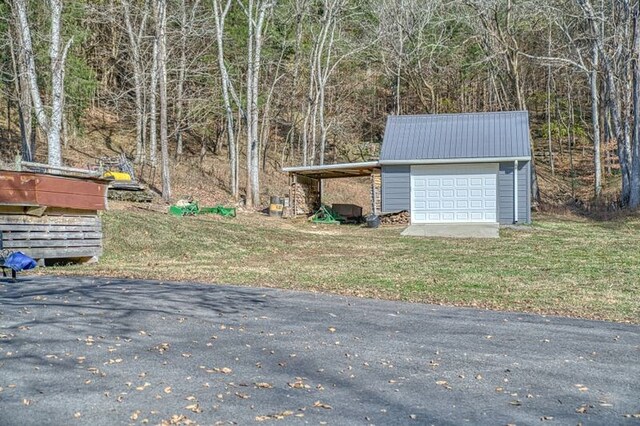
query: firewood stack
[
  {"left": 290, "top": 181, "right": 319, "bottom": 215},
  {"left": 379, "top": 210, "right": 410, "bottom": 225},
  {"left": 371, "top": 172, "right": 382, "bottom": 215}
]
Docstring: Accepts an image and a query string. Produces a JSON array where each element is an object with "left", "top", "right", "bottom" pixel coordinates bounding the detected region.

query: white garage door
[{"left": 411, "top": 164, "right": 498, "bottom": 223}]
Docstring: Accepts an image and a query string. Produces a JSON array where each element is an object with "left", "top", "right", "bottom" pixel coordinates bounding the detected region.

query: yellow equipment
[{"left": 102, "top": 171, "right": 132, "bottom": 181}]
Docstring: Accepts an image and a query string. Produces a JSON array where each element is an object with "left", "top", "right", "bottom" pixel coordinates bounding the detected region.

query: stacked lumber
[{"left": 379, "top": 210, "right": 410, "bottom": 225}]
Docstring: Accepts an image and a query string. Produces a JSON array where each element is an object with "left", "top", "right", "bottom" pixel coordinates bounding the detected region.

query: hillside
[
  {"left": 0, "top": 105, "right": 623, "bottom": 213},
  {"left": 0, "top": 106, "right": 375, "bottom": 212}
]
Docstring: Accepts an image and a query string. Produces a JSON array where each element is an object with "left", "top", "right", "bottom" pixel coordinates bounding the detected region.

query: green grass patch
[{"left": 45, "top": 210, "right": 640, "bottom": 323}]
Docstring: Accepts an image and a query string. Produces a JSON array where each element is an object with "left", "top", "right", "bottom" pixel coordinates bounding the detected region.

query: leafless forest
[{"left": 1, "top": 0, "right": 640, "bottom": 209}]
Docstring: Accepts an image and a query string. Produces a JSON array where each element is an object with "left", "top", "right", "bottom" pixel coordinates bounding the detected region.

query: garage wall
[
  {"left": 382, "top": 162, "right": 531, "bottom": 223},
  {"left": 381, "top": 165, "right": 410, "bottom": 213},
  {"left": 498, "top": 161, "right": 531, "bottom": 224}
]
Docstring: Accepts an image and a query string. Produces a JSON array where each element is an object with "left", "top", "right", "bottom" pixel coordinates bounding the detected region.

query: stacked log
[
  {"left": 371, "top": 172, "right": 382, "bottom": 215},
  {"left": 290, "top": 180, "right": 319, "bottom": 215},
  {"left": 379, "top": 210, "right": 410, "bottom": 225}
]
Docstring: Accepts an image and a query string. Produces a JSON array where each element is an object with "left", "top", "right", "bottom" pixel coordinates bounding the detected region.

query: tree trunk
[
  {"left": 213, "top": 0, "right": 238, "bottom": 198},
  {"left": 13, "top": 0, "right": 71, "bottom": 167},
  {"left": 8, "top": 26, "right": 34, "bottom": 161},
  {"left": 156, "top": 0, "right": 171, "bottom": 201},
  {"left": 244, "top": 0, "right": 255, "bottom": 206},
  {"left": 121, "top": 0, "right": 149, "bottom": 164},
  {"left": 591, "top": 42, "right": 602, "bottom": 200},
  {"left": 149, "top": 31, "right": 159, "bottom": 167},
  {"left": 629, "top": 8, "right": 640, "bottom": 208}
]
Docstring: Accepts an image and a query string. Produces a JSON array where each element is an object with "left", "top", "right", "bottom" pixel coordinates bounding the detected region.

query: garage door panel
[{"left": 411, "top": 164, "right": 498, "bottom": 223}]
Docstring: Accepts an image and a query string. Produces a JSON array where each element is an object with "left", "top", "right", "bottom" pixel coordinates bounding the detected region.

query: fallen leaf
[
  {"left": 207, "top": 367, "right": 232, "bottom": 374},
  {"left": 185, "top": 403, "right": 202, "bottom": 414},
  {"left": 255, "top": 382, "right": 272, "bottom": 389},
  {"left": 435, "top": 380, "right": 452, "bottom": 389},
  {"left": 313, "top": 401, "right": 332, "bottom": 409},
  {"left": 328, "top": 327, "right": 336, "bottom": 333},
  {"left": 288, "top": 380, "right": 310, "bottom": 389},
  {"left": 130, "top": 411, "right": 141, "bottom": 421},
  {"left": 74, "top": 412, "right": 81, "bottom": 418},
  {"left": 22, "top": 399, "right": 32, "bottom": 406},
  {"left": 154, "top": 343, "right": 170, "bottom": 353},
  {"left": 255, "top": 411, "right": 294, "bottom": 421},
  {"left": 164, "top": 387, "right": 172, "bottom": 394},
  {"left": 235, "top": 392, "right": 250, "bottom": 399}
]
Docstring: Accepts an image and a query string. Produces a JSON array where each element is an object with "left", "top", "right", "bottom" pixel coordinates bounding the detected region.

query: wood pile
[
  {"left": 379, "top": 210, "right": 410, "bottom": 225},
  {"left": 371, "top": 172, "right": 382, "bottom": 215},
  {"left": 290, "top": 179, "right": 319, "bottom": 215}
]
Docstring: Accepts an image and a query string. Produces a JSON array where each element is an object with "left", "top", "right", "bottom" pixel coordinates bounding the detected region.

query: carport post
[{"left": 514, "top": 160, "right": 519, "bottom": 223}]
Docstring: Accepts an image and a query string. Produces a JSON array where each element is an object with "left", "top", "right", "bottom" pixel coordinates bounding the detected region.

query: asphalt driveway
[{"left": 0, "top": 276, "right": 638, "bottom": 425}]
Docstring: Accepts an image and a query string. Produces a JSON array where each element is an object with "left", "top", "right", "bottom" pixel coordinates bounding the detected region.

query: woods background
[{"left": 1, "top": 0, "right": 640, "bottom": 210}]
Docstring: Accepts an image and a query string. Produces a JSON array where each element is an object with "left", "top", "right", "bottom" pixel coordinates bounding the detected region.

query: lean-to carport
[{"left": 282, "top": 161, "right": 380, "bottom": 216}]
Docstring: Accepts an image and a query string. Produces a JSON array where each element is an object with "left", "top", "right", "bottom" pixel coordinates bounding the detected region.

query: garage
[
  {"left": 283, "top": 111, "right": 532, "bottom": 228},
  {"left": 410, "top": 163, "right": 498, "bottom": 223},
  {"left": 380, "top": 111, "right": 532, "bottom": 225}
]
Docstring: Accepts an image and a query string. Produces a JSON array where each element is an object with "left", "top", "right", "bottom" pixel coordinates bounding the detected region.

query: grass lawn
[{"left": 44, "top": 209, "right": 640, "bottom": 323}]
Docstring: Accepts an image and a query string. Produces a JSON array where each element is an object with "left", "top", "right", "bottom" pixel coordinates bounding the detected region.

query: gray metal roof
[{"left": 379, "top": 111, "right": 531, "bottom": 163}]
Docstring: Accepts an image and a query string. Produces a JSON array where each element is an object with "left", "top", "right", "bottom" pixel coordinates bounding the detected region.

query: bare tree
[
  {"left": 121, "top": 0, "right": 150, "bottom": 164},
  {"left": 156, "top": 0, "right": 171, "bottom": 200},
  {"left": 175, "top": 0, "right": 201, "bottom": 159},
  {"left": 149, "top": 20, "right": 159, "bottom": 166},
  {"left": 242, "top": 0, "right": 275, "bottom": 207},
  {"left": 213, "top": 0, "right": 239, "bottom": 198},
  {"left": 7, "top": 26, "right": 35, "bottom": 160},
  {"left": 13, "top": 0, "right": 72, "bottom": 166}
]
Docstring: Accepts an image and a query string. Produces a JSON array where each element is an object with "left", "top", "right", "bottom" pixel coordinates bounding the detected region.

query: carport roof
[
  {"left": 282, "top": 161, "right": 379, "bottom": 179},
  {"left": 380, "top": 111, "right": 531, "bottom": 163}
]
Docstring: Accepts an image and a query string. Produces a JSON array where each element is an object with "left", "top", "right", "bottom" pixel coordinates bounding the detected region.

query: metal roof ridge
[{"left": 386, "top": 110, "right": 528, "bottom": 119}]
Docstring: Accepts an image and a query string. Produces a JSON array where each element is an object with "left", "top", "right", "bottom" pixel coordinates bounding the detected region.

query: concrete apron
[{"left": 401, "top": 222, "right": 500, "bottom": 239}]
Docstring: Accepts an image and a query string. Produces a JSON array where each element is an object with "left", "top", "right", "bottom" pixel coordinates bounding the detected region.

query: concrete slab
[{"left": 401, "top": 222, "right": 500, "bottom": 238}]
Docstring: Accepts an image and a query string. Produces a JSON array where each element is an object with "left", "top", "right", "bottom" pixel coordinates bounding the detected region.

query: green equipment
[
  {"left": 199, "top": 205, "right": 237, "bottom": 217},
  {"left": 310, "top": 205, "right": 344, "bottom": 224},
  {"left": 169, "top": 201, "right": 236, "bottom": 218}
]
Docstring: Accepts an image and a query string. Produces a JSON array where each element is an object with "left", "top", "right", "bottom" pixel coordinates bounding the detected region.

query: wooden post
[{"left": 292, "top": 174, "right": 297, "bottom": 216}]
